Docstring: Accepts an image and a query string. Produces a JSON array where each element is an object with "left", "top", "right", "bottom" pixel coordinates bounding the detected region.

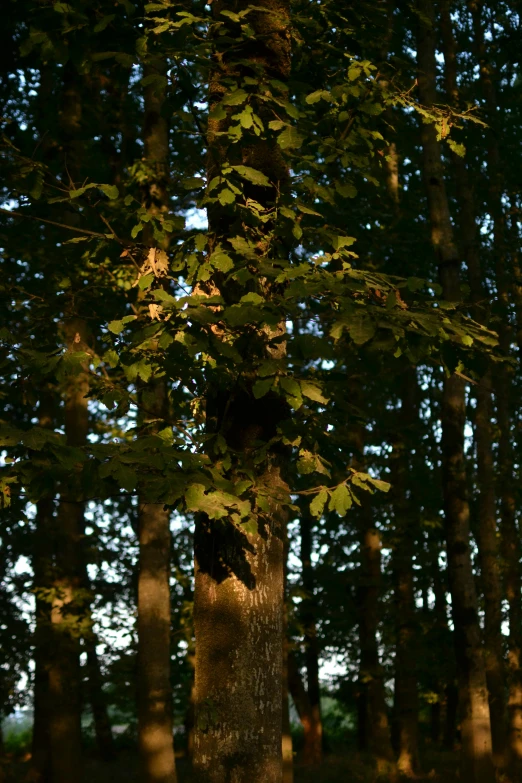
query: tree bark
[
  {"left": 282, "top": 538, "right": 294, "bottom": 783},
  {"left": 31, "top": 395, "right": 55, "bottom": 783},
  {"left": 357, "top": 507, "right": 396, "bottom": 778},
  {"left": 137, "top": 56, "right": 177, "bottom": 783},
  {"left": 415, "top": 3, "right": 494, "bottom": 781},
  {"left": 137, "top": 498, "right": 176, "bottom": 783},
  {"left": 390, "top": 368, "right": 420, "bottom": 777},
  {"left": 47, "top": 318, "right": 89, "bottom": 783},
  {"left": 299, "top": 511, "right": 323, "bottom": 766},
  {"left": 439, "top": 2, "right": 506, "bottom": 765},
  {"left": 193, "top": 3, "right": 291, "bottom": 781}
]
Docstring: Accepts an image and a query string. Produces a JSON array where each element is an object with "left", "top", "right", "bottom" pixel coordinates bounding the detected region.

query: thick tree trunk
[
  {"left": 391, "top": 369, "right": 420, "bottom": 777},
  {"left": 137, "top": 57, "right": 177, "bottom": 783},
  {"left": 194, "top": 495, "right": 285, "bottom": 783},
  {"left": 299, "top": 511, "right": 323, "bottom": 766},
  {"left": 193, "top": 3, "right": 291, "bottom": 781},
  {"left": 439, "top": 2, "right": 506, "bottom": 765},
  {"left": 415, "top": 3, "right": 494, "bottom": 781}
]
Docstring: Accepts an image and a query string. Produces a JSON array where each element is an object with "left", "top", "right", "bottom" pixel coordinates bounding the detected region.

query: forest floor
[{"left": 0, "top": 748, "right": 463, "bottom": 783}]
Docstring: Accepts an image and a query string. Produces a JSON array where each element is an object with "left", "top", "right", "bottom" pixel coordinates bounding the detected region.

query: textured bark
[
  {"left": 193, "top": 3, "right": 291, "bottom": 781},
  {"left": 440, "top": 2, "right": 506, "bottom": 764},
  {"left": 415, "top": 3, "right": 494, "bottom": 781},
  {"left": 138, "top": 499, "right": 176, "bottom": 783},
  {"left": 282, "top": 540, "right": 294, "bottom": 783},
  {"left": 137, "top": 55, "right": 177, "bottom": 783},
  {"left": 299, "top": 511, "right": 323, "bottom": 767},
  {"left": 194, "top": 493, "right": 285, "bottom": 783},
  {"left": 391, "top": 369, "right": 420, "bottom": 777}
]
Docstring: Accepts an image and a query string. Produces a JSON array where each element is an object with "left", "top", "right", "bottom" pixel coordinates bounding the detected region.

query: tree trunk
[
  {"left": 31, "top": 396, "right": 54, "bottom": 783},
  {"left": 137, "top": 56, "right": 177, "bottom": 783},
  {"left": 467, "top": 3, "right": 522, "bottom": 775},
  {"left": 85, "top": 640, "right": 115, "bottom": 760},
  {"left": 439, "top": 2, "right": 506, "bottom": 765},
  {"left": 282, "top": 538, "right": 294, "bottom": 783},
  {"left": 299, "top": 511, "right": 323, "bottom": 766},
  {"left": 47, "top": 319, "right": 89, "bottom": 783},
  {"left": 288, "top": 652, "right": 315, "bottom": 756},
  {"left": 391, "top": 369, "right": 420, "bottom": 777},
  {"left": 415, "top": 3, "right": 494, "bottom": 781},
  {"left": 358, "top": 514, "right": 396, "bottom": 777},
  {"left": 193, "top": 3, "right": 291, "bottom": 781},
  {"left": 137, "top": 499, "right": 176, "bottom": 783}
]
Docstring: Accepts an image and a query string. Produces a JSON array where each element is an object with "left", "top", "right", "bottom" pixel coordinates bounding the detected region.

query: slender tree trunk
[
  {"left": 358, "top": 509, "right": 396, "bottom": 778},
  {"left": 31, "top": 396, "right": 54, "bottom": 783},
  {"left": 391, "top": 369, "right": 420, "bottom": 777},
  {"left": 439, "top": 2, "right": 506, "bottom": 765},
  {"left": 415, "top": 3, "right": 494, "bottom": 781},
  {"left": 137, "top": 498, "right": 176, "bottom": 783},
  {"left": 137, "top": 57, "right": 177, "bottom": 783},
  {"left": 85, "top": 641, "right": 115, "bottom": 760},
  {"left": 288, "top": 652, "right": 315, "bottom": 752},
  {"left": 300, "top": 511, "right": 323, "bottom": 766},
  {"left": 468, "top": 4, "right": 522, "bottom": 775},
  {"left": 282, "top": 539, "right": 294, "bottom": 783},
  {"left": 47, "top": 319, "right": 90, "bottom": 783},
  {"left": 193, "top": 3, "right": 291, "bottom": 781}
]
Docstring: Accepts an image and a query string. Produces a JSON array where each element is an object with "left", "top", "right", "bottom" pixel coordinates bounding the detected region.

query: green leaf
[
  {"left": 297, "top": 449, "right": 316, "bottom": 475},
  {"left": 0, "top": 426, "right": 22, "bottom": 447},
  {"left": 367, "top": 477, "right": 391, "bottom": 493},
  {"left": 310, "top": 488, "right": 328, "bottom": 518},
  {"left": 332, "top": 235, "right": 356, "bottom": 250},
  {"left": 305, "top": 90, "right": 330, "bottom": 104},
  {"left": 108, "top": 315, "right": 137, "bottom": 334},
  {"left": 185, "top": 484, "right": 230, "bottom": 520},
  {"left": 231, "top": 165, "right": 271, "bottom": 187},
  {"left": 210, "top": 251, "right": 234, "bottom": 273},
  {"left": 94, "top": 14, "right": 116, "bottom": 32},
  {"left": 277, "top": 126, "right": 304, "bottom": 150},
  {"left": 348, "top": 317, "right": 376, "bottom": 345},
  {"left": 447, "top": 138, "right": 466, "bottom": 157},
  {"left": 240, "top": 292, "right": 264, "bottom": 304},
  {"left": 138, "top": 273, "right": 154, "bottom": 290},
  {"left": 253, "top": 378, "right": 274, "bottom": 399},
  {"left": 300, "top": 380, "right": 329, "bottom": 405},
  {"left": 328, "top": 483, "right": 352, "bottom": 515},
  {"left": 335, "top": 182, "right": 357, "bottom": 199},
  {"left": 218, "top": 188, "right": 236, "bottom": 205},
  {"left": 104, "top": 350, "right": 119, "bottom": 368},
  {"left": 222, "top": 89, "right": 248, "bottom": 106}
]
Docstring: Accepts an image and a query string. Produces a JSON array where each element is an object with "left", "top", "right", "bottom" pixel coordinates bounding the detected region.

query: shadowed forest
[{"left": 1, "top": 1, "right": 522, "bottom": 782}]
